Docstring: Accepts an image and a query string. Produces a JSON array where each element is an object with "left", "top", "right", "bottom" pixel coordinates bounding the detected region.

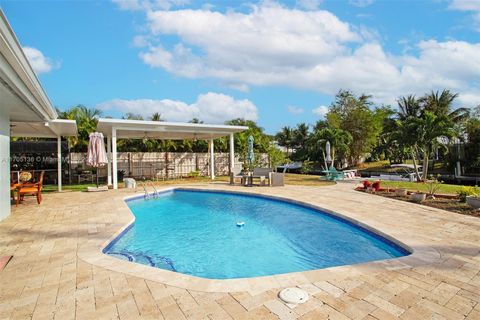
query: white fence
[{"left": 70, "top": 152, "right": 269, "bottom": 179}]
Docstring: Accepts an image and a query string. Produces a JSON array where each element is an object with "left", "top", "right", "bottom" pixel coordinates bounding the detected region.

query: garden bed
[{"left": 356, "top": 188, "right": 480, "bottom": 218}]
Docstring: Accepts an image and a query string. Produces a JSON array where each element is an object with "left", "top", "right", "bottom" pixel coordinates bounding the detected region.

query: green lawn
[
  {"left": 354, "top": 160, "right": 448, "bottom": 175},
  {"left": 42, "top": 173, "right": 335, "bottom": 193},
  {"left": 371, "top": 180, "right": 464, "bottom": 195},
  {"left": 43, "top": 183, "right": 97, "bottom": 193}
]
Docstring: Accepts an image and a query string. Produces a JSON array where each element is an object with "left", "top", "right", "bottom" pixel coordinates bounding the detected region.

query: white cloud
[
  {"left": 113, "top": 0, "right": 189, "bottom": 11},
  {"left": 97, "top": 92, "right": 258, "bottom": 123},
  {"left": 449, "top": 0, "right": 480, "bottom": 31},
  {"left": 132, "top": 35, "right": 150, "bottom": 47},
  {"left": 449, "top": 0, "right": 480, "bottom": 11},
  {"left": 287, "top": 106, "right": 304, "bottom": 114},
  {"left": 296, "top": 0, "right": 322, "bottom": 10},
  {"left": 312, "top": 105, "right": 328, "bottom": 117},
  {"left": 23, "top": 47, "right": 57, "bottom": 75},
  {"left": 349, "top": 0, "right": 374, "bottom": 7},
  {"left": 122, "top": 1, "right": 480, "bottom": 109}
]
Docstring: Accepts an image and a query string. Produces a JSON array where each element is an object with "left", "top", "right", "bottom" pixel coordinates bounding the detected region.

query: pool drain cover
[{"left": 278, "top": 287, "right": 309, "bottom": 305}]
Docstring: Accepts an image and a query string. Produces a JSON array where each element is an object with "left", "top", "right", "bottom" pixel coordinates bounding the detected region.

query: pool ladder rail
[{"left": 141, "top": 181, "right": 160, "bottom": 199}]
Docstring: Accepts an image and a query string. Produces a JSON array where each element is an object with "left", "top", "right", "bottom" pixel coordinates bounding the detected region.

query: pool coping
[{"left": 77, "top": 185, "right": 443, "bottom": 293}]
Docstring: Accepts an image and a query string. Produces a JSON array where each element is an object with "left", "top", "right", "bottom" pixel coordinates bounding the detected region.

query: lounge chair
[
  {"left": 16, "top": 171, "right": 44, "bottom": 206},
  {"left": 322, "top": 167, "right": 344, "bottom": 181}
]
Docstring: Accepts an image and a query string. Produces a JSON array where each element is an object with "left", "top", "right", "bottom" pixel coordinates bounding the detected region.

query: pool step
[{"left": 108, "top": 250, "right": 176, "bottom": 271}]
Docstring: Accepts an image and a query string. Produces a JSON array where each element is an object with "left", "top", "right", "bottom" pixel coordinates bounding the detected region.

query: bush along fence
[{"left": 69, "top": 152, "right": 270, "bottom": 181}]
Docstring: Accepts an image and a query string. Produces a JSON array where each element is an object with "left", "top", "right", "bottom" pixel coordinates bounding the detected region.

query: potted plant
[
  {"left": 464, "top": 186, "right": 480, "bottom": 209},
  {"left": 410, "top": 192, "right": 426, "bottom": 203},
  {"left": 426, "top": 175, "right": 443, "bottom": 199},
  {"left": 457, "top": 186, "right": 479, "bottom": 203},
  {"left": 395, "top": 188, "right": 407, "bottom": 196},
  {"left": 466, "top": 196, "right": 480, "bottom": 210}
]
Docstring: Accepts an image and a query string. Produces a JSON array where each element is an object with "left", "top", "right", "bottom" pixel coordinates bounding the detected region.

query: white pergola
[
  {"left": 10, "top": 119, "right": 78, "bottom": 191},
  {"left": 96, "top": 118, "right": 248, "bottom": 189}
]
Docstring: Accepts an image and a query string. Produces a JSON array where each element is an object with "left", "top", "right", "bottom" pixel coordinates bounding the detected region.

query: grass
[
  {"left": 370, "top": 180, "right": 464, "bottom": 195},
  {"left": 42, "top": 173, "right": 335, "bottom": 193},
  {"left": 43, "top": 183, "right": 97, "bottom": 193},
  {"left": 283, "top": 173, "right": 335, "bottom": 186},
  {"left": 354, "top": 160, "right": 448, "bottom": 174}
]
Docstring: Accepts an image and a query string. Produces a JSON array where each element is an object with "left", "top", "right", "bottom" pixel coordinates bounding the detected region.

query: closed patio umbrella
[
  {"left": 247, "top": 135, "right": 254, "bottom": 168},
  {"left": 87, "top": 132, "right": 108, "bottom": 188},
  {"left": 325, "top": 141, "right": 332, "bottom": 164}
]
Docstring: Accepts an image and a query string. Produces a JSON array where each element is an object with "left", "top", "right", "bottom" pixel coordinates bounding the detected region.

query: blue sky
[{"left": 2, "top": 0, "right": 479, "bottom": 133}]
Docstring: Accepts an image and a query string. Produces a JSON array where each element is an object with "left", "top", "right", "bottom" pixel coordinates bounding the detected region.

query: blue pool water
[{"left": 104, "top": 189, "right": 409, "bottom": 279}]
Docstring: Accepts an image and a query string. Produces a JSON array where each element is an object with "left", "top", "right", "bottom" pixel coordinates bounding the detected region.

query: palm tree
[
  {"left": 310, "top": 128, "right": 352, "bottom": 168},
  {"left": 275, "top": 126, "right": 294, "bottom": 156},
  {"left": 419, "top": 90, "right": 469, "bottom": 122},
  {"left": 57, "top": 105, "right": 102, "bottom": 151},
  {"left": 408, "top": 111, "right": 455, "bottom": 179},
  {"left": 397, "top": 95, "right": 421, "bottom": 120},
  {"left": 293, "top": 123, "right": 309, "bottom": 149},
  {"left": 150, "top": 112, "right": 164, "bottom": 122}
]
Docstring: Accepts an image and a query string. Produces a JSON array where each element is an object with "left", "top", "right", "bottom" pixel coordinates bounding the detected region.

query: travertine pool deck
[{"left": 0, "top": 182, "right": 479, "bottom": 319}]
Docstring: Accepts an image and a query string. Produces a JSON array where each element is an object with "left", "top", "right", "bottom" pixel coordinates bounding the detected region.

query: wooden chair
[{"left": 16, "top": 171, "right": 44, "bottom": 206}]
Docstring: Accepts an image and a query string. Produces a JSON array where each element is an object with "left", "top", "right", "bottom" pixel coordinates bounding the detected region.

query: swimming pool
[{"left": 104, "top": 189, "right": 410, "bottom": 279}]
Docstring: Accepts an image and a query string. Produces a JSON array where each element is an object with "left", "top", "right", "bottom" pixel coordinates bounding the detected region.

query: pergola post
[
  {"left": 112, "top": 128, "right": 118, "bottom": 189},
  {"left": 229, "top": 133, "right": 235, "bottom": 174},
  {"left": 107, "top": 135, "right": 112, "bottom": 186},
  {"left": 209, "top": 139, "right": 215, "bottom": 180},
  {"left": 57, "top": 136, "right": 62, "bottom": 192}
]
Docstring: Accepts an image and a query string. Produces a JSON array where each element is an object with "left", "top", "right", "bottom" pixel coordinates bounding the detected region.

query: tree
[
  {"left": 150, "top": 112, "right": 164, "bottom": 121},
  {"left": 57, "top": 105, "right": 102, "bottom": 151},
  {"left": 419, "top": 90, "right": 469, "bottom": 123},
  {"left": 393, "top": 90, "right": 467, "bottom": 180},
  {"left": 408, "top": 112, "right": 455, "bottom": 179},
  {"left": 326, "top": 90, "right": 384, "bottom": 165},
  {"left": 275, "top": 126, "right": 294, "bottom": 157},
  {"left": 225, "top": 119, "right": 272, "bottom": 167},
  {"left": 309, "top": 127, "right": 352, "bottom": 168},
  {"left": 291, "top": 123, "right": 310, "bottom": 160}
]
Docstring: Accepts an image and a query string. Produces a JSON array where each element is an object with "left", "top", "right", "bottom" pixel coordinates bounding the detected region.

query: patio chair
[
  {"left": 16, "top": 171, "right": 44, "bottom": 206},
  {"left": 230, "top": 165, "right": 245, "bottom": 185}
]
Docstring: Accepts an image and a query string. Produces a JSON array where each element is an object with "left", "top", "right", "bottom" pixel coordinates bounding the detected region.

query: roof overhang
[
  {"left": 0, "top": 9, "right": 57, "bottom": 122},
  {"left": 10, "top": 119, "right": 78, "bottom": 138},
  {"left": 96, "top": 118, "right": 248, "bottom": 140}
]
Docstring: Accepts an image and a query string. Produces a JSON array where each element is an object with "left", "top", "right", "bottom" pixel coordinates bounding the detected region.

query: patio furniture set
[
  {"left": 230, "top": 167, "right": 284, "bottom": 187},
  {"left": 10, "top": 171, "right": 44, "bottom": 206}
]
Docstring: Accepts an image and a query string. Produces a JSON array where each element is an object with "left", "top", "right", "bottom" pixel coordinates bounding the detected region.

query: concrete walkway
[{"left": 0, "top": 183, "right": 479, "bottom": 319}]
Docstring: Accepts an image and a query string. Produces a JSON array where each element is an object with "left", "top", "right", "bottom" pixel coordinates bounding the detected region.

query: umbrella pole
[{"left": 96, "top": 170, "right": 99, "bottom": 188}]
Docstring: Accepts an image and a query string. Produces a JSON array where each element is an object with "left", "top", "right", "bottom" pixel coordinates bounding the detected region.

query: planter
[
  {"left": 395, "top": 188, "right": 407, "bottom": 196},
  {"left": 466, "top": 196, "right": 480, "bottom": 210},
  {"left": 410, "top": 193, "right": 426, "bottom": 203}
]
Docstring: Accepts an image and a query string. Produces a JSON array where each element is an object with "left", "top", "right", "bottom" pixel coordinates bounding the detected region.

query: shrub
[
  {"left": 301, "top": 160, "right": 313, "bottom": 174},
  {"left": 457, "top": 186, "right": 479, "bottom": 202},
  {"left": 426, "top": 175, "right": 443, "bottom": 199},
  {"left": 188, "top": 170, "right": 200, "bottom": 178}
]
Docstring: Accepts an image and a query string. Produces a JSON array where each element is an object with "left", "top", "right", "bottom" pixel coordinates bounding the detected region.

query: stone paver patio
[{"left": 0, "top": 182, "right": 479, "bottom": 320}]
